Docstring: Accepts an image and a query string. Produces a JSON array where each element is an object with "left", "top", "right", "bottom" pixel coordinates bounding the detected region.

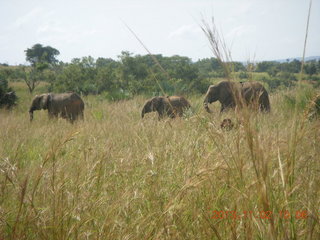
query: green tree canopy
[{"left": 25, "top": 43, "right": 60, "bottom": 66}]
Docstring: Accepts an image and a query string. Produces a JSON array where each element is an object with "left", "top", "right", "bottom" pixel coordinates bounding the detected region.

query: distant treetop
[{"left": 25, "top": 43, "right": 60, "bottom": 66}]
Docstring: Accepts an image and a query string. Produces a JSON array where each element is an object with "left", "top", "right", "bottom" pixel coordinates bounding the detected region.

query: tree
[
  {"left": 305, "top": 62, "right": 317, "bottom": 76},
  {"left": 0, "top": 73, "right": 17, "bottom": 109},
  {"left": 287, "top": 59, "right": 301, "bottom": 73},
  {"left": 118, "top": 51, "right": 149, "bottom": 94},
  {"left": 24, "top": 44, "right": 60, "bottom": 93},
  {"left": 256, "top": 61, "right": 278, "bottom": 73},
  {"left": 21, "top": 67, "right": 42, "bottom": 93},
  {"left": 25, "top": 44, "right": 60, "bottom": 66}
]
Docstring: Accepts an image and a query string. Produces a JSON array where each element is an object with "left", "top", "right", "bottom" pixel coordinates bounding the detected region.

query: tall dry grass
[
  {"left": 0, "top": 88, "right": 319, "bottom": 239},
  {"left": 1, "top": 1, "right": 319, "bottom": 238}
]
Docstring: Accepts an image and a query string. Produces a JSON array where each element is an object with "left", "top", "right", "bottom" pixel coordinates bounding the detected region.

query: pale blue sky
[{"left": 1, "top": 0, "right": 319, "bottom": 65}]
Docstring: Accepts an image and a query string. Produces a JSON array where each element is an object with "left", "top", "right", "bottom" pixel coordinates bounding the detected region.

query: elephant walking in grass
[
  {"left": 29, "top": 92, "right": 84, "bottom": 123},
  {"left": 141, "top": 96, "right": 191, "bottom": 119},
  {"left": 204, "top": 81, "right": 270, "bottom": 113}
]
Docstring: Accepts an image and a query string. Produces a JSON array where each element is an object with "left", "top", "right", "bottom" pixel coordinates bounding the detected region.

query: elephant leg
[
  {"left": 79, "top": 111, "right": 84, "bottom": 120},
  {"left": 60, "top": 111, "right": 68, "bottom": 119},
  {"left": 67, "top": 112, "right": 77, "bottom": 123},
  {"left": 221, "top": 101, "right": 236, "bottom": 112},
  {"left": 157, "top": 111, "right": 165, "bottom": 120},
  {"left": 259, "top": 93, "right": 270, "bottom": 112},
  {"left": 167, "top": 109, "right": 175, "bottom": 118},
  {"left": 69, "top": 116, "right": 75, "bottom": 124},
  {"left": 71, "top": 112, "right": 80, "bottom": 122},
  {"left": 48, "top": 111, "right": 58, "bottom": 119},
  {"left": 220, "top": 105, "right": 227, "bottom": 113}
]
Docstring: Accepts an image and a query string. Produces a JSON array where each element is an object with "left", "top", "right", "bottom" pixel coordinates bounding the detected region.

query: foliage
[
  {"left": 283, "top": 85, "right": 317, "bottom": 111},
  {"left": 23, "top": 44, "right": 60, "bottom": 93},
  {"left": 260, "top": 76, "right": 294, "bottom": 91},
  {"left": 0, "top": 73, "right": 18, "bottom": 108},
  {"left": 304, "top": 62, "right": 317, "bottom": 76},
  {"left": 239, "top": 71, "right": 249, "bottom": 79},
  {"left": 25, "top": 43, "right": 60, "bottom": 66},
  {"left": 2, "top": 50, "right": 320, "bottom": 99},
  {"left": 20, "top": 67, "right": 43, "bottom": 93}
]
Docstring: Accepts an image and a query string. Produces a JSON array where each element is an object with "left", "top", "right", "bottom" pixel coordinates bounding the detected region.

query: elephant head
[
  {"left": 203, "top": 85, "right": 220, "bottom": 113},
  {"left": 141, "top": 97, "right": 163, "bottom": 118},
  {"left": 203, "top": 81, "right": 236, "bottom": 113},
  {"left": 29, "top": 94, "right": 51, "bottom": 121}
]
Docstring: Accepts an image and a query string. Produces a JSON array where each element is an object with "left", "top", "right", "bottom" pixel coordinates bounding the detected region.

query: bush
[
  {"left": 260, "top": 76, "right": 294, "bottom": 91},
  {"left": 283, "top": 85, "right": 316, "bottom": 112},
  {"left": 277, "top": 72, "right": 297, "bottom": 81},
  {"left": 0, "top": 75, "right": 18, "bottom": 109},
  {"left": 102, "top": 89, "right": 132, "bottom": 101},
  {"left": 239, "top": 71, "right": 249, "bottom": 79}
]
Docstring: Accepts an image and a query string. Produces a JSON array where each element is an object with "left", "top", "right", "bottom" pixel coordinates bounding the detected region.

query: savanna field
[{"left": 1, "top": 82, "right": 320, "bottom": 239}]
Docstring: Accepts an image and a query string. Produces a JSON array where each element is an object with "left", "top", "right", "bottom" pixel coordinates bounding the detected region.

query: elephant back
[
  {"left": 50, "top": 92, "right": 84, "bottom": 111},
  {"left": 167, "top": 96, "right": 191, "bottom": 109}
]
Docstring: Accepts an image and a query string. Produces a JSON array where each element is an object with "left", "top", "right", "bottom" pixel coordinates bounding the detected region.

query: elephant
[
  {"left": 141, "top": 96, "right": 191, "bottom": 119},
  {"left": 203, "top": 81, "right": 270, "bottom": 113},
  {"left": 0, "top": 91, "right": 17, "bottom": 109},
  {"left": 29, "top": 92, "right": 84, "bottom": 123}
]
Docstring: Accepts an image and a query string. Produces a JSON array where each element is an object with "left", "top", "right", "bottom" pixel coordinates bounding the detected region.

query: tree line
[{"left": 1, "top": 44, "right": 320, "bottom": 103}]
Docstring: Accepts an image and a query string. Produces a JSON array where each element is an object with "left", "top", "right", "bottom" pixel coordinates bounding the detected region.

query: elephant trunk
[
  {"left": 29, "top": 108, "right": 34, "bottom": 121},
  {"left": 204, "top": 96, "right": 212, "bottom": 113},
  {"left": 141, "top": 103, "right": 151, "bottom": 118},
  {"left": 141, "top": 108, "right": 145, "bottom": 118}
]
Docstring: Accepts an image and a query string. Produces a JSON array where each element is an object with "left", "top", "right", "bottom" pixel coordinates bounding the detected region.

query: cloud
[
  {"left": 37, "top": 21, "right": 64, "bottom": 35},
  {"left": 168, "top": 24, "right": 202, "bottom": 40},
  {"left": 37, "top": 21, "right": 98, "bottom": 45},
  {"left": 226, "top": 24, "right": 256, "bottom": 39},
  {"left": 14, "top": 7, "right": 43, "bottom": 28}
]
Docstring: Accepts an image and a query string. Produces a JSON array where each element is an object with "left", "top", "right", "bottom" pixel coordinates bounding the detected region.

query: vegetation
[
  {"left": 0, "top": 74, "right": 17, "bottom": 109},
  {"left": 1, "top": 36, "right": 320, "bottom": 238},
  {"left": 22, "top": 44, "right": 60, "bottom": 93},
  {"left": 1, "top": 44, "right": 320, "bottom": 98},
  {"left": 0, "top": 82, "right": 320, "bottom": 239},
  {"left": 25, "top": 43, "right": 60, "bottom": 67}
]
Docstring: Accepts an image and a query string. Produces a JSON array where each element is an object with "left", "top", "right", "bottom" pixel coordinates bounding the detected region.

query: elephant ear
[
  {"left": 207, "top": 85, "right": 219, "bottom": 103},
  {"left": 39, "top": 94, "right": 51, "bottom": 110}
]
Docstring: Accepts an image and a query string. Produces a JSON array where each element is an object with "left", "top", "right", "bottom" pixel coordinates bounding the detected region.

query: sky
[{"left": 0, "top": 0, "right": 319, "bottom": 65}]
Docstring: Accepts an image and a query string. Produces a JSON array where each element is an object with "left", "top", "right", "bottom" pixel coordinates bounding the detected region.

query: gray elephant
[
  {"left": 141, "top": 96, "right": 191, "bottom": 119},
  {"left": 0, "top": 91, "right": 17, "bottom": 109},
  {"left": 29, "top": 92, "right": 84, "bottom": 123},
  {"left": 204, "top": 81, "right": 270, "bottom": 113}
]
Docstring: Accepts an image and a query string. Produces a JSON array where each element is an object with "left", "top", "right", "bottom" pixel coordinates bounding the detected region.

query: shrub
[
  {"left": 102, "top": 89, "right": 132, "bottom": 101},
  {"left": 239, "top": 71, "right": 249, "bottom": 79},
  {"left": 0, "top": 74, "right": 18, "bottom": 109},
  {"left": 283, "top": 85, "right": 316, "bottom": 111}
]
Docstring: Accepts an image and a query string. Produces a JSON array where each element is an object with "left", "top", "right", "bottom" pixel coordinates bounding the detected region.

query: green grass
[{"left": 1, "top": 84, "right": 320, "bottom": 239}]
